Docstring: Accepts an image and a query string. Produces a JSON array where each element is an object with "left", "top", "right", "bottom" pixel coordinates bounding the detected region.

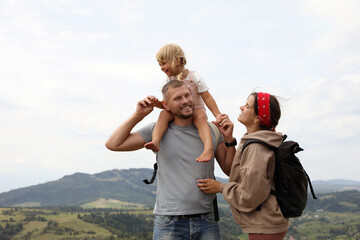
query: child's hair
[
  {"left": 250, "top": 92, "right": 281, "bottom": 130},
  {"left": 156, "top": 43, "right": 187, "bottom": 68}
]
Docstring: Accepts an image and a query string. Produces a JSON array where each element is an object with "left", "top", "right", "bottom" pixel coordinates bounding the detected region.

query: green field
[
  {"left": 1, "top": 208, "right": 115, "bottom": 240},
  {"left": 81, "top": 198, "right": 145, "bottom": 209},
  {"left": 288, "top": 211, "right": 360, "bottom": 239},
  {"left": 1, "top": 204, "right": 360, "bottom": 240}
]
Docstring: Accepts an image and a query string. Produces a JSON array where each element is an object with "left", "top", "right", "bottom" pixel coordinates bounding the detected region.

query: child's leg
[
  {"left": 193, "top": 109, "right": 213, "bottom": 162},
  {"left": 144, "top": 110, "right": 173, "bottom": 152}
]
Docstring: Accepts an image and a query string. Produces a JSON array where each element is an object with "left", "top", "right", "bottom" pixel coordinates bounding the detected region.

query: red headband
[{"left": 257, "top": 92, "right": 272, "bottom": 128}]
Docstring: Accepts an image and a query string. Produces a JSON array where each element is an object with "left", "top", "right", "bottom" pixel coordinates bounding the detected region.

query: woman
[{"left": 198, "top": 92, "right": 289, "bottom": 240}]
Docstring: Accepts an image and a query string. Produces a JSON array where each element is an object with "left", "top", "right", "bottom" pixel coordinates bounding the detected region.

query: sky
[{"left": 0, "top": 0, "right": 359, "bottom": 194}]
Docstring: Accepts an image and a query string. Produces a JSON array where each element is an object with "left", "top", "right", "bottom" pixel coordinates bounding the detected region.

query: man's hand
[
  {"left": 213, "top": 113, "right": 234, "bottom": 143},
  {"left": 136, "top": 95, "right": 158, "bottom": 118},
  {"left": 105, "top": 95, "right": 157, "bottom": 151}
]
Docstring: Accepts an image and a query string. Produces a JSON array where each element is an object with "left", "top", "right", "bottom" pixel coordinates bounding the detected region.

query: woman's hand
[
  {"left": 197, "top": 179, "right": 221, "bottom": 194},
  {"left": 213, "top": 113, "right": 234, "bottom": 142}
]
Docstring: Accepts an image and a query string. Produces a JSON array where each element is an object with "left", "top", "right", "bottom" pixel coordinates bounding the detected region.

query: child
[{"left": 144, "top": 43, "right": 222, "bottom": 162}]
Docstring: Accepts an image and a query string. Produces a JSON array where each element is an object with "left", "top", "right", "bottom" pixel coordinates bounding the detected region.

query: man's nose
[
  {"left": 181, "top": 96, "right": 188, "bottom": 103},
  {"left": 181, "top": 96, "right": 192, "bottom": 104}
]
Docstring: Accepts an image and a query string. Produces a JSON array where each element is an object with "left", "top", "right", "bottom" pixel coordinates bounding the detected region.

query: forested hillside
[
  {"left": 0, "top": 169, "right": 157, "bottom": 207},
  {"left": 306, "top": 190, "right": 360, "bottom": 212}
]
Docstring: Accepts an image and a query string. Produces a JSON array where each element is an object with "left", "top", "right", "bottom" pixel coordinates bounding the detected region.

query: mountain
[
  {"left": 0, "top": 168, "right": 229, "bottom": 208},
  {"left": 0, "top": 168, "right": 358, "bottom": 208},
  {"left": 0, "top": 168, "right": 158, "bottom": 207},
  {"left": 312, "top": 179, "right": 360, "bottom": 193}
]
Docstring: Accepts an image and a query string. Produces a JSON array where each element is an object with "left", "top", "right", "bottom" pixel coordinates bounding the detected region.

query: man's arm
[
  {"left": 105, "top": 96, "right": 156, "bottom": 151},
  {"left": 213, "top": 114, "right": 236, "bottom": 176},
  {"left": 197, "top": 114, "right": 236, "bottom": 193}
]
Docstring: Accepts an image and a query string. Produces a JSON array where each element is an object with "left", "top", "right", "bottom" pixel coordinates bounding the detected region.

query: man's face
[{"left": 164, "top": 85, "right": 193, "bottom": 119}]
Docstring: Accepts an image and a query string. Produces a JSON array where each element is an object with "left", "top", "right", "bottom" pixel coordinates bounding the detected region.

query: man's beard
[
  {"left": 173, "top": 105, "right": 193, "bottom": 119},
  {"left": 178, "top": 112, "right": 192, "bottom": 119}
]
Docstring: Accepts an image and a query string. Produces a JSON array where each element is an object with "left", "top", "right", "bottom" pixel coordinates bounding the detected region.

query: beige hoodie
[{"left": 220, "top": 130, "right": 289, "bottom": 234}]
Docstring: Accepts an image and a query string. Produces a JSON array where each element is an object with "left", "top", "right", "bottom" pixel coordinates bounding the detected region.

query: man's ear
[{"left": 162, "top": 100, "right": 170, "bottom": 111}]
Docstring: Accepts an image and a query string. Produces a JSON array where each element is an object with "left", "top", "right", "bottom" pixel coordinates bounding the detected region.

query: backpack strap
[
  {"left": 304, "top": 170, "right": 317, "bottom": 199},
  {"left": 241, "top": 138, "right": 275, "bottom": 152},
  {"left": 143, "top": 161, "right": 158, "bottom": 184}
]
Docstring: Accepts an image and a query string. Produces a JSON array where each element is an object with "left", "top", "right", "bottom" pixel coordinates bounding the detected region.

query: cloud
[
  {"left": 304, "top": 0, "right": 360, "bottom": 52},
  {"left": 1, "top": 0, "right": 360, "bottom": 193},
  {"left": 69, "top": 9, "right": 92, "bottom": 15},
  {"left": 56, "top": 31, "right": 112, "bottom": 42}
]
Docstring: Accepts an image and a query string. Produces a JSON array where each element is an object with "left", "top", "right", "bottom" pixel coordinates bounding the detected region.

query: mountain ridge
[
  {"left": 0, "top": 168, "right": 359, "bottom": 207},
  {"left": 0, "top": 168, "right": 158, "bottom": 207}
]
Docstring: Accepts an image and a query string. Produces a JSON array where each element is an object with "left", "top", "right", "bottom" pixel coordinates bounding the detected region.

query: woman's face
[{"left": 238, "top": 95, "right": 258, "bottom": 126}]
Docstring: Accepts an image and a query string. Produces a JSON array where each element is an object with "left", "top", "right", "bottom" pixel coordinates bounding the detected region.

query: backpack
[{"left": 241, "top": 135, "right": 317, "bottom": 218}]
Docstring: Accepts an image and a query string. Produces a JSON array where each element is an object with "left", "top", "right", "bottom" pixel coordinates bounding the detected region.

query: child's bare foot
[
  {"left": 196, "top": 149, "right": 214, "bottom": 162},
  {"left": 144, "top": 141, "right": 160, "bottom": 152}
]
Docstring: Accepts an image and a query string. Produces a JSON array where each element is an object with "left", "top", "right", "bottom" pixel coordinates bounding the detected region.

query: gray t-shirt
[{"left": 138, "top": 122, "right": 223, "bottom": 215}]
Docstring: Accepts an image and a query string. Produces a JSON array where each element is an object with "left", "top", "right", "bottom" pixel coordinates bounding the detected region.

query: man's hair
[{"left": 161, "top": 80, "right": 185, "bottom": 100}]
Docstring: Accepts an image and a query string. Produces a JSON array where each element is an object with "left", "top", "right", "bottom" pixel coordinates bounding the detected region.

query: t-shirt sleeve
[
  {"left": 193, "top": 71, "right": 209, "bottom": 93},
  {"left": 137, "top": 122, "right": 156, "bottom": 143},
  {"left": 219, "top": 133, "right": 224, "bottom": 145}
]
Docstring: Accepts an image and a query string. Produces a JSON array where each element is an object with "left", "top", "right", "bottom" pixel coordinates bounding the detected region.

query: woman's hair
[
  {"left": 156, "top": 43, "right": 187, "bottom": 68},
  {"left": 250, "top": 92, "right": 281, "bottom": 130}
]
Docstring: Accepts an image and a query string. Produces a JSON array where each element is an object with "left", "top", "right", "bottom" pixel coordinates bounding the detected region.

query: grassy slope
[
  {"left": 81, "top": 198, "right": 145, "bottom": 209},
  {"left": 1, "top": 204, "right": 360, "bottom": 240},
  {"left": 293, "top": 211, "right": 360, "bottom": 239},
  {"left": 1, "top": 208, "right": 113, "bottom": 240}
]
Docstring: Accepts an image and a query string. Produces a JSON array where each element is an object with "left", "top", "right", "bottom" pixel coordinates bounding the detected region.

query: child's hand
[
  {"left": 147, "top": 96, "right": 165, "bottom": 109},
  {"left": 136, "top": 96, "right": 157, "bottom": 117},
  {"left": 213, "top": 113, "right": 234, "bottom": 140},
  {"left": 147, "top": 95, "right": 158, "bottom": 105},
  {"left": 215, "top": 114, "right": 222, "bottom": 124}
]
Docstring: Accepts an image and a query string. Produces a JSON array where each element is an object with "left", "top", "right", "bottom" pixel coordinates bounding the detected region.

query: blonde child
[{"left": 144, "top": 43, "right": 221, "bottom": 162}]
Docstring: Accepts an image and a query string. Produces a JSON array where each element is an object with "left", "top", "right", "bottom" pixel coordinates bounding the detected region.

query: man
[{"left": 106, "top": 80, "right": 235, "bottom": 239}]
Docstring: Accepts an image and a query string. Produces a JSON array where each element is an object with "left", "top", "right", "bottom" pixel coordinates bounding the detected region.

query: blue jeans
[{"left": 153, "top": 212, "right": 221, "bottom": 240}]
